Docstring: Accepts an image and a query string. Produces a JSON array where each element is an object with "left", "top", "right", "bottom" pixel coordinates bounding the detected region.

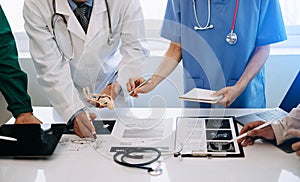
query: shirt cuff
[{"left": 66, "top": 107, "right": 87, "bottom": 130}]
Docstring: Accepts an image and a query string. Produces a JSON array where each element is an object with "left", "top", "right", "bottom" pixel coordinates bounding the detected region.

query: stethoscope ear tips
[{"left": 194, "top": 24, "right": 213, "bottom": 31}]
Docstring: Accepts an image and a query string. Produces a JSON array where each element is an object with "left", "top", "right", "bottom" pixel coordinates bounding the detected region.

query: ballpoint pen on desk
[
  {"left": 228, "top": 120, "right": 273, "bottom": 143},
  {"left": 0, "top": 135, "right": 17, "bottom": 142},
  {"left": 128, "top": 78, "right": 151, "bottom": 95},
  {"left": 85, "top": 110, "right": 97, "bottom": 139}
]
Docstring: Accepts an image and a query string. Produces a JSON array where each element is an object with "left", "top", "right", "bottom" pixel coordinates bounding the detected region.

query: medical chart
[{"left": 175, "top": 117, "right": 244, "bottom": 157}]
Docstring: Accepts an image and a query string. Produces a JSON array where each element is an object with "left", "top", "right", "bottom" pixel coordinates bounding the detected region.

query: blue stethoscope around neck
[
  {"left": 192, "top": 0, "right": 239, "bottom": 45},
  {"left": 50, "top": 0, "right": 113, "bottom": 61}
]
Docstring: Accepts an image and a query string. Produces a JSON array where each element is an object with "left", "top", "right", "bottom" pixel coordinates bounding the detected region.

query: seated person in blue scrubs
[
  {"left": 238, "top": 104, "right": 300, "bottom": 157},
  {"left": 127, "top": 0, "right": 287, "bottom": 108}
]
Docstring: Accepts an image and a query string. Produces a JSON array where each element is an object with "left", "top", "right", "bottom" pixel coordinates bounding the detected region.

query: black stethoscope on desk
[
  {"left": 113, "top": 147, "right": 163, "bottom": 176},
  {"left": 50, "top": 0, "right": 114, "bottom": 61},
  {"left": 192, "top": 0, "right": 239, "bottom": 45}
]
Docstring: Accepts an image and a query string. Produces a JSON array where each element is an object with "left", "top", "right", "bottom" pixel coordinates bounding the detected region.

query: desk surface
[{"left": 2, "top": 107, "right": 300, "bottom": 182}]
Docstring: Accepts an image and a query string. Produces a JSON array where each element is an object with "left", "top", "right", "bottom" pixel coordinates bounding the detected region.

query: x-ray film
[{"left": 175, "top": 117, "right": 244, "bottom": 157}]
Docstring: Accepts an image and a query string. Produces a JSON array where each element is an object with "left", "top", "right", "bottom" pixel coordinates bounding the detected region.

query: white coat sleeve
[
  {"left": 116, "top": 0, "right": 148, "bottom": 96},
  {"left": 271, "top": 104, "right": 300, "bottom": 145},
  {"left": 23, "top": 0, "right": 85, "bottom": 122}
]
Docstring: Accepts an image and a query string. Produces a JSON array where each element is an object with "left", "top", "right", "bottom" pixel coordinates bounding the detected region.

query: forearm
[
  {"left": 236, "top": 45, "right": 270, "bottom": 91},
  {"left": 272, "top": 104, "right": 300, "bottom": 145},
  {"left": 150, "top": 42, "right": 182, "bottom": 86},
  {"left": 0, "top": 8, "right": 33, "bottom": 117}
]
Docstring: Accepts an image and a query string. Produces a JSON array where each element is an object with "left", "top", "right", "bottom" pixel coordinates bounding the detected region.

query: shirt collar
[{"left": 67, "top": 0, "right": 93, "bottom": 10}]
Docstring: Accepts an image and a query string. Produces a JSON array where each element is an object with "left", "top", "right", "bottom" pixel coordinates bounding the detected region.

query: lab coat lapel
[
  {"left": 56, "top": 0, "right": 86, "bottom": 40},
  {"left": 85, "top": 0, "right": 107, "bottom": 47}
]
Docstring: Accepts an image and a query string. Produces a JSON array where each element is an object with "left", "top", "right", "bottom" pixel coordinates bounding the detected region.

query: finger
[
  {"left": 212, "top": 88, "right": 225, "bottom": 97},
  {"left": 239, "top": 121, "right": 263, "bottom": 135},
  {"left": 247, "top": 125, "right": 274, "bottom": 140},
  {"left": 126, "top": 82, "right": 132, "bottom": 92},
  {"left": 225, "top": 100, "right": 233, "bottom": 107},
  {"left": 245, "top": 137, "right": 255, "bottom": 146},
  {"left": 79, "top": 121, "right": 95, "bottom": 138},
  {"left": 296, "top": 150, "right": 300, "bottom": 157},
  {"left": 131, "top": 93, "right": 139, "bottom": 98},
  {"left": 136, "top": 78, "right": 146, "bottom": 85},
  {"left": 248, "top": 140, "right": 255, "bottom": 146},
  {"left": 129, "top": 78, "right": 136, "bottom": 91},
  {"left": 237, "top": 137, "right": 245, "bottom": 144},
  {"left": 291, "top": 141, "right": 300, "bottom": 152},
  {"left": 75, "top": 114, "right": 95, "bottom": 139},
  {"left": 241, "top": 138, "right": 250, "bottom": 147},
  {"left": 215, "top": 96, "right": 227, "bottom": 106},
  {"left": 287, "top": 129, "right": 300, "bottom": 137},
  {"left": 73, "top": 121, "right": 84, "bottom": 138},
  {"left": 89, "top": 113, "right": 97, "bottom": 120}
]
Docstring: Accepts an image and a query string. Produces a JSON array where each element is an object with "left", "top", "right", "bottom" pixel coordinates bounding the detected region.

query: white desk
[{"left": 1, "top": 107, "right": 300, "bottom": 182}]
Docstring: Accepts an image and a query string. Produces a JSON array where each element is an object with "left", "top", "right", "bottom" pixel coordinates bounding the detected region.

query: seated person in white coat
[
  {"left": 23, "top": 0, "right": 147, "bottom": 138},
  {"left": 238, "top": 104, "right": 300, "bottom": 157}
]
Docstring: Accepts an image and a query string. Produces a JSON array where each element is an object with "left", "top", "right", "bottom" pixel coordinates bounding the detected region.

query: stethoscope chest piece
[
  {"left": 226, "top": 31, "right": 237, "bottom": 45},
  {"left": 148, "top": 167, "right": 163, "bottom": 176}
]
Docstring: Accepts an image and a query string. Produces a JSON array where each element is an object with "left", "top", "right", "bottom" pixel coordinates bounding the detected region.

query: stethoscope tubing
[{"left": 193, "top": 0, "right": 240, "bottom": 45}]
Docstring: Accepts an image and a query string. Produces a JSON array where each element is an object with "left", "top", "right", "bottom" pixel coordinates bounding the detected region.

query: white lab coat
[{"left": 24, "top": 0, "right": 147, "bottom": 122}]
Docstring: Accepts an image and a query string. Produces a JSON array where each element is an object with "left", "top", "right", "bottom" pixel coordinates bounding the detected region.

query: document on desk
[
  {"left": 175, "top": 117, "right": 244, "bottom": 157},
  {"left": 179, "top": 88, "right": 223, "bottom": 104},
  {"left": 110, "top": 117, "right": 176, "bottom": 151}
]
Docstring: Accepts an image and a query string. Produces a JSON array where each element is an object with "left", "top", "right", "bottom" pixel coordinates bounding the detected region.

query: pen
[
  {"left": 0, "top": 135, "right": 17, "bottom": 142},
  {"left": 228, "top": 120, "right": 273, "bottom": 143},
  {"left": 85, "top": 110, "right": 97, "bottom": 139},
  {"left": 128, "top": 78, "right": 151, "bottom": 95}
]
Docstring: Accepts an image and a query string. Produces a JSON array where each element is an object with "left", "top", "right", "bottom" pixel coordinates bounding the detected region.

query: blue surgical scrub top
[{"left": 161, "top": 0, "right": 287, "bottom": 108}]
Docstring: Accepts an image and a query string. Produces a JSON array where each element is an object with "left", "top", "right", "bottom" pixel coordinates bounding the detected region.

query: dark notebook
[{"left": 0, "top": 124, "right": 66, "bottom": 158}]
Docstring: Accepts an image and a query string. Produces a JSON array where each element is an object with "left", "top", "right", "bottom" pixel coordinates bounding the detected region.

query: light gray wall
[
  {"left": 0, "top": 93, "right": 11, "bottom": 125},
  {"left": 265, "top": 54, "right": 300, "bottom": 107}
]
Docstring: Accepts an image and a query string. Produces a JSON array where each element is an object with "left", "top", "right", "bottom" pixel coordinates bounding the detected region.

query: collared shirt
[{"left": 68, "top": 0, "right": 93, "bottom": 19}]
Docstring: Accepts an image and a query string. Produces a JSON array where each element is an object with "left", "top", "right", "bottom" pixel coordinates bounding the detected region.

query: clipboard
[
  {"left": 179, "top": 88, "right": 223, "bottom": 104},
  {"left": 174, "top": 116, "right": 244, "bottom": 158}
]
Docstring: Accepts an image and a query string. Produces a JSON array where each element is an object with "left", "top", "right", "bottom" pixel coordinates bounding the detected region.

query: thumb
[
  {"left": 212, "top": 88, "right": 225, "bottom": 97},
  {"left": 287, "top": 129, "right": 300, "bottom": 137},
  {"left": 89, "top": 113, "right": 97, "bottom": 120}
]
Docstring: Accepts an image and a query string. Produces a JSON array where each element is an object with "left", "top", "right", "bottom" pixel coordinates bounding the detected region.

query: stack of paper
[{"left": 179, "top": 88, "right": 223, "bottom": 104}]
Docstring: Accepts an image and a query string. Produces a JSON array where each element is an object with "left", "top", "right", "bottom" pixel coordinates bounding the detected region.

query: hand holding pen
[
  {"left": 234, "top": 120, "right": 275, "bottom": 147},
  {"left": 127, "top": 77, "right": 153, "bottom": 97},
  {"left": 73, "top": 111, "right": 97, "bottom": 139}
]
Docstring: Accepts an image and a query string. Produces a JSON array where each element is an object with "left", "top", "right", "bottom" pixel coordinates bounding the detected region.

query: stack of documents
[{"left": 179, "top": 88, "right": 223, "bottom": 104}]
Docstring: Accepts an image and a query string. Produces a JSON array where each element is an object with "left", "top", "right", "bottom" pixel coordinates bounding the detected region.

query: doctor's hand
[
  {"left": 101, "top": 82, "right": 121, "bottom": 100},
  {"left": 73, "top": 111, "right": 96, "bottom": 139},
  {"left": 237, "top": 121, "right": 275, "bottom": 147},
  {"left": 212, "top": 85, "right": 243, "bottom": 107},
  {"left": 127, "top": 77, "right": 155, "bottom": 98},
  {"left": 15, "top": 112, "right": 43, "bottom": 124},
  {"left": 288, "top": 129, "right": 300, "bottom": 157}
]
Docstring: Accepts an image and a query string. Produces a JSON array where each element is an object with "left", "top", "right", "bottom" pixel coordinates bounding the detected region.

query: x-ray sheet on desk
[{"left": 175, "top": 117, "right": 244, "bottom": 157}]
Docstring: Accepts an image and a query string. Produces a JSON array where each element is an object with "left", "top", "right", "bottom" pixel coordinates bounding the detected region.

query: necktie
[{"left": 74, "top": 5, "right": 89, "bottom": 33}]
